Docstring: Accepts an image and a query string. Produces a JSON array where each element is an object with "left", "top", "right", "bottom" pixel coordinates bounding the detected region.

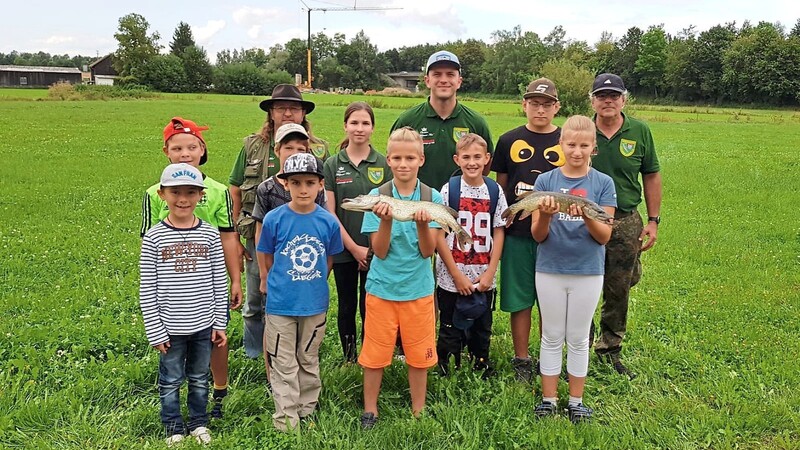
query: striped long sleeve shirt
[{"left": 139, "top": 220, "right": 229, "bottom": 346}]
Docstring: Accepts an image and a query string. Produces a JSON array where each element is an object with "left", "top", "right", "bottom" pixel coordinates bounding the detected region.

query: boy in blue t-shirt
[{"left": 256, "top": 153, "right": 344, "bottom": 431}]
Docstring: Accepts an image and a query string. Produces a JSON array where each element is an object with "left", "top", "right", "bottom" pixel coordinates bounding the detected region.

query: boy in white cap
[{"left": 139, "top": 163, "right": 229, "bottom": 446}]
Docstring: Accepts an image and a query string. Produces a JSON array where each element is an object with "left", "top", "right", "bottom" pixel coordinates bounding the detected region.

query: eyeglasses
[
  {"left": 527, "top": 101, "right": 555, "bottom": 110},
  {"left": 272, "top": 106, "right": 304, "bottom": 114},
  {"left": 593, "top": 92, "right": 622, "bottom": 101}
]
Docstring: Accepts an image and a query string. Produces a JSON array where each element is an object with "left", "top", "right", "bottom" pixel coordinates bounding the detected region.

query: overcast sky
[{"left": 3, "top": 0, "right": 798, "bottom": 62}]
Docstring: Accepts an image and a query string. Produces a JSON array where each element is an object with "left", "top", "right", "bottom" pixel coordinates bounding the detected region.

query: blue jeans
[{"left": 159, "top": 327, "right": 212, "bottom": 435}]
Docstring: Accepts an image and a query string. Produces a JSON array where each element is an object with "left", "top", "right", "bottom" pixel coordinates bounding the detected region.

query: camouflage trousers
[{"left": 595, "top": 212, "right": 643, "bottom": 355}]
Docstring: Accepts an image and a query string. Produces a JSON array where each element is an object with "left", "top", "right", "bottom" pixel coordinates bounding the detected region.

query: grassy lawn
[{"left": 0, "top": 90, "right": 799, "bottom": 449}]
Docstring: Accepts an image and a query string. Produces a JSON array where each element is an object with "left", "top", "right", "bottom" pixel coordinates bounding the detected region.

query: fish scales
[
  {"left": 501, "top": 191, "right": 615, "bottom": 226},
  {"left": 341, "top": 194, "right": 473, "bottom": 248}
]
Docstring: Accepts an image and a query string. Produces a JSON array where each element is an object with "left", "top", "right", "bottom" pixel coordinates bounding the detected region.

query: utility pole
[{"left": 299, "top": 1, "right": 401, "bottom": 89}]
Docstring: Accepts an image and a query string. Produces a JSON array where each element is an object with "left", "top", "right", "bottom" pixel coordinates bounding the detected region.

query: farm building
[
  {"left": 0, "top": 65, "right": 82, "bottom": 87},
  {"left": 89, "top": 54, "right": 118, "bottom": 85},
  {"left": 387, "top": 71, "right": 422, "bottom": 91}
]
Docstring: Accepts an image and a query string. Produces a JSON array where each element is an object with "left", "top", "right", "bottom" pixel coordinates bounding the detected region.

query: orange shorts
[{"left": 358, "top": 293, "right": 438, "bottom": 369}]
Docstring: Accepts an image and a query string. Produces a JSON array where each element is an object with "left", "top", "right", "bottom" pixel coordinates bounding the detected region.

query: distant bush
[
  {"left": 537, "top": 59, "right": 594, "bottom": 116},
  {"left": 212, "top": 63, "right": 292, "bottom": 96},
  {"left": 47, "top": 82, "right": 157, "bottom": 101}
]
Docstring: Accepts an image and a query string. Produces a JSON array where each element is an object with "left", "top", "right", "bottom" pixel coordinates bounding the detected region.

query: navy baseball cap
[
  {"left": 452, "top": 291, "right": 489, "bottom": 330},
  {"left": 425, "top": 50, "right": 461, "bottom": 73},
  {"left": 591, "top": 73, "right": 626, "bottom": 95}
]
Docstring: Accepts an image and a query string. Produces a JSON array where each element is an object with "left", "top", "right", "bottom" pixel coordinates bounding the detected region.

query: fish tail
[{"left": 456, "top": 229, "right": 473, "bottom": 250}]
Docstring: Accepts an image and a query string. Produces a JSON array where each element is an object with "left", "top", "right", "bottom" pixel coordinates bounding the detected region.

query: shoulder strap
[
  {"left": 243, "top": 134, "right": 267, "bottom": 161},
  {"left": 483, "top": 176, "right": 500, "bottom": 228},
  {"left": 419, "top": 183, "right": 432, "bottom": 202},
  {"left": 448, "top": 176, "right": 461, "bottom": 209},
  {"left": 378, "top": 181, "right": 393, "bottom": 196}
]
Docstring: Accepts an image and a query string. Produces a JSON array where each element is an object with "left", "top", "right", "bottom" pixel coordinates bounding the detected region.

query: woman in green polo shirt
[{"left": 323, "top": 102, "right": 392, "bottom": 363}]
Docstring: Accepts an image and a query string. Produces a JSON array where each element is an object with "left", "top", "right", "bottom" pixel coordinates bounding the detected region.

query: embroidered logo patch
[
  {"left": 310, "top": 143, "right": 326, "bottom": 159},
  {"left": 367, "top": 167, "right": 384, "bottom": 184},
  {"left": 620, "top": 139, "right": 636, "bottom": 157},
  {"left": 453, "top": 127, "right": 469, "bottom": 142}
]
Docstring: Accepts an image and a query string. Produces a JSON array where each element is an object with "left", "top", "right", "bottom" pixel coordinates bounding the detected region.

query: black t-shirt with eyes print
[{"left": 491, "top": 125, "right": 563, "bottom": 237}]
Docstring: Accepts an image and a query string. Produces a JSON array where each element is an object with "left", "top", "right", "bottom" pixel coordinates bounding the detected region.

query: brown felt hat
[{"left": 259, "top": 84, "right": 315, "bottom": 114}]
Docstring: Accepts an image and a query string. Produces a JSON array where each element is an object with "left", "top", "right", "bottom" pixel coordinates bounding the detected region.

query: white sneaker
[
  {"left": 190, "top": 426, "right": 212, "bottom": 445},
  {"left": 165, "top": 434, "right": 184, "bottom": 446}
]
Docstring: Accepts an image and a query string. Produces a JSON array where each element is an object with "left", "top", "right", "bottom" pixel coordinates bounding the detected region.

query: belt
[{"left": 614, "top": 210, "right": 637, "bottom": 219}]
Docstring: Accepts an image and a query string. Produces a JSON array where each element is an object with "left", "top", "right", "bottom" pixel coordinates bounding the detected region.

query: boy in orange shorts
[{"left": 357, "top": 127, "right": 444, "bottom": 429}]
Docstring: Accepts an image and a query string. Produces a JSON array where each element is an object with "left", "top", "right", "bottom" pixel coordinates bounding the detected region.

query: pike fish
[
  {"left": 341, "top": 194, "right": 473, "bottom": 249},
  {"left": 501, "top": 191, "right": 615, "bottom": 226}
]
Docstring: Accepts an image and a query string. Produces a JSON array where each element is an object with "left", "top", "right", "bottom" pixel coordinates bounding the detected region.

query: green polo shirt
[
  {"left": 592, "top": 113, "right": 660, "bottom": 212},
  {"left": 391, "top": 99, "right": 493, "bottom": 189},
  {"left": 323, "top": 147, "right": 392, "bottom": 264}
]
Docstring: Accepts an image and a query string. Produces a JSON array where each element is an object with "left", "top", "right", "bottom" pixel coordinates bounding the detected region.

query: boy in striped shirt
[{"left": 139, "top": 163, "right": 229, "bottom": 446}]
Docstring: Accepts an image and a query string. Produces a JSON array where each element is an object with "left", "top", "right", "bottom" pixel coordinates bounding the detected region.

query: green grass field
[{"left": 1, "top": 89, "right": 799, "bottom": 449}]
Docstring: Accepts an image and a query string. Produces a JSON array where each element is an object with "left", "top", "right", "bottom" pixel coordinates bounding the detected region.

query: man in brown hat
[
  {"left": 228, "top": 84, "right": 329, "bottom": 374},
  {"left": 490, "top": 77, "right": 564, "bottom": 383}
]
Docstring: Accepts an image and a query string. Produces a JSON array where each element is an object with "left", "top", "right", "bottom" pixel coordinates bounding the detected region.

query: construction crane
[{"left": 299, "top": 1, "right": 401, "bottom": 89}]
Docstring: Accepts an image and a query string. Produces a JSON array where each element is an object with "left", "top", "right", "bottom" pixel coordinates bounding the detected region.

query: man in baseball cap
[
  {"left": 391, "top": 50, "right": 493, "bottom": 189},
  {"left": 589, "top": 73, "right": 662, "bottom": 379}
]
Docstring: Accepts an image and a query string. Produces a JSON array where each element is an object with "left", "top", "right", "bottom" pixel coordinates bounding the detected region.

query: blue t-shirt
[
  {"left": 534, "top": 168, "right": 617, "bottom": 275},
  {"left": 257, "top": 204, "right": 344, "bottom": 316},
  {"left": 361, "top": 181, "right": 443, "bottom": 301}
]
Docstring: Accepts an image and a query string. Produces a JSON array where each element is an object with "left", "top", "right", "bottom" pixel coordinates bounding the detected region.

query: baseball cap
[
  {"left": 163, "top": 117, "right": 209, "bottom": 165},
  {"left": 425, "top": 50, "right": 461, "bottom": 73},
  {"left": 274, "top": 123, "right": 309, "bottom": 145},
  {"left": 159, "top": 163, "right": 205, "bottom": 188},
  {"left": 523, "top": 77, "right": 559, "bottom": 101},
  {"left": 277, "top": 153, "right": 324, "bottom": 180},
  {"left": 591, "top": 73, "right": 626, "bottom": 95},
  {"left": 452, "top": 290, "right": 489, "bottom": 330}
]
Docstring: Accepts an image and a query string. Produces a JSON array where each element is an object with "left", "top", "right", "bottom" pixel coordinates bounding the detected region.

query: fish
[
  {"left": 341, "top": 194, "right": 473, "bottom": 249},
  {"left": 501, "top": 191, "right": 615, "bottom": 226}
]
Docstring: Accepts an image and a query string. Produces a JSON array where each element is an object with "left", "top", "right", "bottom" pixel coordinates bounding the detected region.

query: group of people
[{"left": 138, "top": 49, "right": 661, "bottom": 444}]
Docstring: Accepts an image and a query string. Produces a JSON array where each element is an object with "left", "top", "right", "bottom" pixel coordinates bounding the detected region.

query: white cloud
[
  {"left": 41, "top": 35, "right": 76, "bottom": 45},
  {"left": 233, "top": 6, "right": 282, "bottom": 27},
  {"left": 193, "top": 20, "right": 226, "bottom": 44},
  {"left": 247, "top": 25, "right": 261, "bottom": 40},
  {"left": 381, "top": 0, "right": 466, "bottom": 36}
]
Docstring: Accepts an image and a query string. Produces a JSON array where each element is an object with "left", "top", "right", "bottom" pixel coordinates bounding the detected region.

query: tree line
[{"left": 8, "top": 13, "right": 800, "bottom": 106}]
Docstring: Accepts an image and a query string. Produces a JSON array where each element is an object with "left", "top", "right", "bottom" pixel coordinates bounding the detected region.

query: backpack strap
[
  {"left": 447, "top": 176, "right": 461, "bottom": 209},
  {"left": 484, "top": 176, "right": 500, "bottom": 220},
  {"left": 419, "top": 182, "right": 432, "bottom": 202},
  {"left": 379, "top": 180, "right": 432, "bottom": 201},
  {"left": 378, "top": 181, "right": 393, "bottom": 196}
]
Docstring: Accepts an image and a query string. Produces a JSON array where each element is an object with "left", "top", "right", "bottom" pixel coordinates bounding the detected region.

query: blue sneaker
[
  {"left": 568, "top": 403, "right": 593, "bottom": 423},
  {"left": 534, "top": 401, "right": 558, "bottom": 418}
]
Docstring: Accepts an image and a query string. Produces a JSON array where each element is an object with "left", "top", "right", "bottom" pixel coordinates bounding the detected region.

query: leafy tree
[
  {"left": 380, "top": 48, "right": 401, "bottom": 72},
  {"left": 452, "top": 38, "right": 488, "bottom": 92},
  {"left": 694, "top": 23, "right": 737, "bottom": 102},
  {"left": 791, "top": 19, "right": 800, "bottom": 38},
  {"left": 212, "top": 63, "right": 292, "bottom": 95},
  {"left": 635, "top": 25, "right": 668, "bottom": 96},
  {"left": 562, "top": 41, "right": 592, "bottom": 68},
  {"left": 113, "top": 13, "right": 162, "bottom": 76},
  {"left": 590, "top": 31, "right": 619, "bottom": 74},
  {"left": 335, "top": 31, "right": 387, "bottom": 90},
  {"left": 137, "top": 54, "right": 186, "bottom": 92},
  {"left": 723, "top": 21, "right": 800, "bottom": 104},
  {"left": 543, "top": 25, "right": 568, "bottom": 60},
  {"left": 664, "top": 28, "right": 700, "bottom": 101},
  {"left": 170, "top": 22, "right": 196, "bottom": 56},
  {"left": 182, "top": 45, "right": 213, "bottom": 92},
  {"left": 614, "top": 27, "right": 643, "bottom": 92},
  {"left": 481, "top": 26, "right": 547, "bottom": 95},
  {"left": 539, "top": 59, "right": 594, "bottom": 116}
]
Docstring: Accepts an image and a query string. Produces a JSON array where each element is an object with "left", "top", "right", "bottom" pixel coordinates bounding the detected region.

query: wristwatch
[{"left": 648, "top": 216, "right": 661, "bottom": 225}]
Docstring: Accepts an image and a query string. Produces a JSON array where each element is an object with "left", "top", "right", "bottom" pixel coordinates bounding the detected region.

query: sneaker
[
  {"left": 360, "top": 412, "right": 378, "bottom": 430},
  {"left": 511, "top": 357, "right": 533, "bottom": 383},
  {"left": 472, "top": 358, "right": 495, "bottom": 379},
  {"left": 534, "top": 401, "right": 558, "bottom": 418},
  {"left": 602, "top": 353, "right": 637, "bottom": 380},
  {"left": 568, "top": 403, "right": 593, "bottom": 423},
  {"left": 190, "top": 426, "right": 212, "bottom": 445},
  {"left": 210, "top": 398, "right": 223, "bottom": 419},
  {"left": 165, "top": 434, "right": 184, "bottom": 447}
]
